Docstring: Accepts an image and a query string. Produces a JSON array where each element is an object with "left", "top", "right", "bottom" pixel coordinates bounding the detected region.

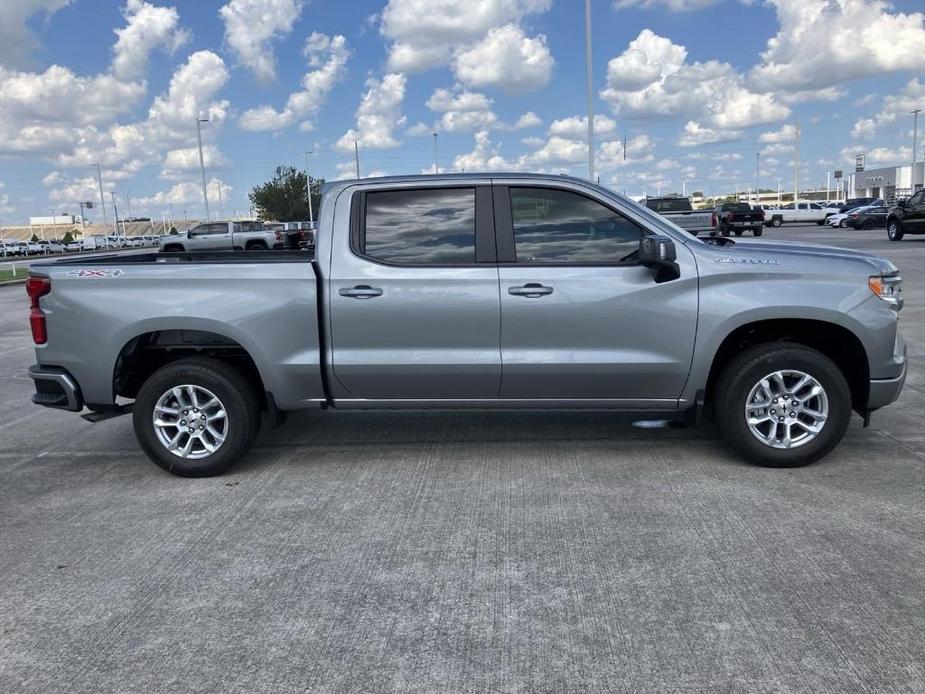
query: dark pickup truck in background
[{"left": 712, "top": 202, "right": 764, "bottom": 237}]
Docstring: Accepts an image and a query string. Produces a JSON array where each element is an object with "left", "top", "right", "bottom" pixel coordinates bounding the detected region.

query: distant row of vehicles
[
  {"left": 641, "top": 195, "right": 896, "bottom": 237},
  {"left": 1, "top": 234, "right": 166, "bottom": 257}
]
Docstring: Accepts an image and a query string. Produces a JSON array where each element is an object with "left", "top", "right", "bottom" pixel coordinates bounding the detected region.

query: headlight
[{"left": 869, "top": 274, "right": 903, "bottom": 309}]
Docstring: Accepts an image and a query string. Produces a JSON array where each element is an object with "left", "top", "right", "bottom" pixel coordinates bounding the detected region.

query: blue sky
[{"left": 0, "top": 0, "right": 924, "bottom": 223}]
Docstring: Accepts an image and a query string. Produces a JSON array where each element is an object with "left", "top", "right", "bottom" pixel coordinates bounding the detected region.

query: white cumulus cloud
[
  {"left": 112, "top": 0, "right": 190, "bottom": 81},
  {"left": 336, "top": 73, "right": 407, "bottom": 150},
  {"left": 219, "top": 0, "right": 304, "bottom": 83}
]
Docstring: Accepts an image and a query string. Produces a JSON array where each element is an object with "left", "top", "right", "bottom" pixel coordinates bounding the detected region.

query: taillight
[
  {"left": 711, "top": 211, "right": 717, "bottom": 226},
  {"left": 26, "top": 276, "right": 51, "bottom": 345}
]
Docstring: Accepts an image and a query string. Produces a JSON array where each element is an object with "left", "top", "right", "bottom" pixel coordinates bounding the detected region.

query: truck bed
[{"left": 30, "top": 250, "right": 325, "bottom": 411}]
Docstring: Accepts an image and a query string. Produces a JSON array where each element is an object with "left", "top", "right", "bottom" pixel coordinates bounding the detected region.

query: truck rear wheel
[
  {"left": 887, "top": 220, "right": 903, "bottom": 241},
  {"left": 771, "top": 217, "right": 782, "bottom": 227},
  {"left": 133, "top": 357, "right": 261, "bottom": 477},
  {"left": 245, "top": 241, "right": 268, "bottom": 251},
  {"left": 714, "top": 342, "right": 850, "bottom": 468}
]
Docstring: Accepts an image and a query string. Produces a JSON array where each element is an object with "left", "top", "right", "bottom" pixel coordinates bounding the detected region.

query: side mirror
[
  {"left": 897, "top": 199, "right": 906, "bottom": 208},
  {"left": 638, "top": 235, "right": 680, "bottom": 283},
  {"left": 187, "top": 229, "right": 193, "bottom": 238}
]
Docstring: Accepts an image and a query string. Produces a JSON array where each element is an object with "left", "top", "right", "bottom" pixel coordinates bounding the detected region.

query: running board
[{"left": 82, "top": 404, "right": 133, "bottom": 423}]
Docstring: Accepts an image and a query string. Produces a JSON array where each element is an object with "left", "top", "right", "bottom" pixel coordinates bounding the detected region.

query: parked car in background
[
  {"left": 827, "top": 207, "right": 865, "bottom": 228},
  {"left": 28, "top": 173, "right": 906, "bottom": 477},
  {"left": 642, "top": 196, "right": 714, "bottom": 236},
  {"left": 886, "top": 189, "right": 925, "bottom": 241},
  {"left": 38, "top": 240, "right": 65, "bottom": 254},
  {"left": 821, "top": 198, "right": 881, "bottom": 224},
  {"left": 158, "top": 220, "right": 290, "bottom": 252},
  {"left": 765, "top": 201, "right": 828, "bottom": 227},
  {"left": 711, "top": 202, "right": 764, "bottom": 236},
  {"left": 65, "top": 240, "right": 83, "bottom": 252},
  {"left": 1, "top": 240, "right": 25, "bottom": 256},
  {"left": 846, "top": 204, "right": 889, "bottom": 230},
  {"left": 26, "top": 240, "right": 44, "bottom": 255}
]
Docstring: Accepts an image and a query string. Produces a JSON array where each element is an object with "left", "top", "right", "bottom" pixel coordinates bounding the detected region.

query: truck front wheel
[
  {"left": 133, "top": 357, "right": 261, "bottom": 477},
  {"left": 887, "top": 220, "right": 903, "bottom": 241},
  {"left": 714, "top": 342, "right": 851, "bottom": 468},
  {"left": 771, "top": 217, "right": 782, "bottom": 227}
]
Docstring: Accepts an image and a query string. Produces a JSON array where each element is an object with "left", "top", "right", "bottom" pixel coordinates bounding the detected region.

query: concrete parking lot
[{"left": 1, "top": 224, "right": 923, "bottom": 693}]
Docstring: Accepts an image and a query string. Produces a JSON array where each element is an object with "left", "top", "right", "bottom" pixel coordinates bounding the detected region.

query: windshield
[
  {"left": 645, "top": 198, "right": 692, "bottom": 213},
  {"left": 724, "top": 203, "right": 752, "bottom": 212}
]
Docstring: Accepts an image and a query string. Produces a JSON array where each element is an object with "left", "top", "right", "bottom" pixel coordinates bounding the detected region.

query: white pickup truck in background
[
  {"left": 764, "top": 202, "right": 828, "bottom": 227},
  {"left": 642, "top": 197, "right": 715, "bottom": 236}
]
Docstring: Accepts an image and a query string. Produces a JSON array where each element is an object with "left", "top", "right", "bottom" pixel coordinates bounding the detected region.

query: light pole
[
  {"left": 110, "top": 192, "right": 121, "bottom": 238},
  {"left": 304, "top": 151, "right": 315, "bottom": 226},
  {"left": 216, "top": 181, "right": 224, "bottom": 219},
  {"left": 94, "top": 163, "right": 109, "bottom": 233},
  {"left": 912, "top": 109, "right": 921, "bottom": 194},
  {"left": 354, "top": 140, "right": 361, "bottom": 178},
  {"left": 432, "top": 132, "right": 439, "bottom": 174},
  {"left": 755, "top": 152, "right": 760, "bottom": 205},
  {"left": 584, "top": 0, "right": 594, "bottom": 181},
  {"left": 792, "top": 121, "right": 801, "bottom": 203},
  {"left": 196, "top": 115, "right": 211, "bottom": 221}
]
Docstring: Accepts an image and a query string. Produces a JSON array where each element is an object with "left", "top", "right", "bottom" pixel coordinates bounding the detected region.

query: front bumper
[
  {"left": 868, "top": 358, "right": 907, "bottom": 410},
  {"left": 28, "top": 365, "right": 83, "bottom": 412}
]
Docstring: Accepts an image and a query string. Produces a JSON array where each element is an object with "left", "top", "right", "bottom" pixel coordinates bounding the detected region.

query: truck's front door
[
  {"left": 188, "top": 222, "right": 231, "bottom": 250},
  {"left": 493, "top": 183, "right": 698, "bottom": 402},
  {"left": 329, "top": 184, "right": 501, "bottom": 400}
]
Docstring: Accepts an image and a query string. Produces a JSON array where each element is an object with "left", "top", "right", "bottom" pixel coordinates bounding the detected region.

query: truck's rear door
[
  {"left": 493, "top": 182, "right": 698, "bottom": 401},
  {"left": 328, "top": 184, "right": 501, "bottom": 400}
]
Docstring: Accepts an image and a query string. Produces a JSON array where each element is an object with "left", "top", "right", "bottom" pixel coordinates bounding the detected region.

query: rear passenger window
[
  {"left": 509, "top": 187, "right": 643, "bottom": 264},
  {"left": 361, "top": 188, "right": 475, "bottom": 264}
]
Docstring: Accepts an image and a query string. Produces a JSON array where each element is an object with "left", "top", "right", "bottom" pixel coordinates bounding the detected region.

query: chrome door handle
[
  {"left": 339, "top": 285, "right": 383, "bottom": 299},
  {"left": 508, "top": 283, "right": 553, "bottom": 297}
]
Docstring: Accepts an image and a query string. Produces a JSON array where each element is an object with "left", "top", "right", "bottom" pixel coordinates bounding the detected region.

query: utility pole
[
  {"left": 216, "top": 181, "right": 224, "bottom": 219},
  {"left": 793, "top": 121, "right": 801, "bottom": 203},
  {"left": 911, "top": 109, "right": 921, "bottom": 194},
  {"left": 825, "top": 171, "right": 830, "bottom": 202},
  {"left": 196, "top": 116, "right": 211, "bottom": 221},
  {"left": 584, "top": 0, "right": 594, "bottom": 181},
  {"left": 354, "top": 140, "right": 361, "bottom": 178},
  {"left": 110, "top": 192, "right": 121, "bottom": 237},
  {"left": 304, "top": 151, "right": 315, "bottom": 226},
  {"left": 432, "top": 132, "right": 439, "bottom": 174},
  {"left": 755, "top": 152, "right": 760, "bottom": 205},
  {"left": 94, "top": 163, "right": 109, "bottom": 233}
]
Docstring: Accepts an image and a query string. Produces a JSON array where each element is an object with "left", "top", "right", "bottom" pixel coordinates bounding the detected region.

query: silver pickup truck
[
  {"left": 642, "top": 196, "right": 715, "bottom": 235},
  {"left": 27, "top": 174, "right": 906, "bottom": 477},
  {"left": 158, "top": 220, "right": 291, "bottom": 252}
]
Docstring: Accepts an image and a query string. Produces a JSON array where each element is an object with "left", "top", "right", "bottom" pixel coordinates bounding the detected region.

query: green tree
[
  {"left": 249, "top": 166, "right": 324, "bottom": 222},
  {"left": 30, "top": 233, "right": 39, "bottom": 242},
  {"left": 61, "top": 230, "right": 74, "bottom": 244}
]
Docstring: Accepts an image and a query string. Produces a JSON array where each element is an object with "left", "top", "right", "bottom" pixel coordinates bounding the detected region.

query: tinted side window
[
  {"left": 909, "top": 191, "right": 925, "bottom": 206},
  {"left": 510, "top": 187, "right": 643, "bottom": 264},
  {"left": 362, "top": 188, "right": 475, "bottom": 264}
]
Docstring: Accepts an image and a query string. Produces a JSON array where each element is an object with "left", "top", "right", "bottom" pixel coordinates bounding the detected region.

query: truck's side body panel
[{"left": 33, "top": 259, "right": 324, "bottom": 410}]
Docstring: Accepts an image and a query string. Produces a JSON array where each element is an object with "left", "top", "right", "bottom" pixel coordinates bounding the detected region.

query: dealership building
[{"left": 846, "top": 161, "right": 924, "bottom": 202}]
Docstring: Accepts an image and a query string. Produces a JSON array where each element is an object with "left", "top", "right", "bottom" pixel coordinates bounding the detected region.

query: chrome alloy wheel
[
  {"left": 744, "top": 370, "right": 829, "bottom": 449},
  {"left": 152, "top": 385, "right": 228, "bottom": 459}
]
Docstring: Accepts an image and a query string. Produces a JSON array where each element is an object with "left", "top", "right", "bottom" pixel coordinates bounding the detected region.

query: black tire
[
  {"left": 162, "top": 244, "right": 184, "bottom": 252},
  {"left": 714, "top": 342, "right": 851, "bottom": 468},
  {"left": 887, "top": 219, "right": 904, "bottom": 241},
  {"left": 733, "top": 229, "right": 743, "bottom": 237},
  {"left": 133, "top": 357, "right": 261, "bottom": 477},
  {"left": 771, "top": 217, "right": 782, "bottom": 228},
  {"left": 721, "top": 225, "right": 731, "bottom": 237},
  {"left": 245, "top": 241, "right": 268, "bottom": 251},
  {"left": 816, "top": 220, "right": 824, "bottom": 225},
  {"left": 839, "top": 219, "right": 848, "bottom": 228},
  {"left": 862, "top": 219, "right": 875, "bottom": 230},
  {"left": 753, "top": 228, "right": 763, "bottom": 237}
]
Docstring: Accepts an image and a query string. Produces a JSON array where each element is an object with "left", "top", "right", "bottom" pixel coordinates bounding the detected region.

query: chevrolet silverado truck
[
  {"left": 642, "top": 196, "right": 715, "bottom": 236},
  {"left": 27, "top": 174, "right": 906, "bottom": 477},
  {"left": 158, "top": 220, "right": 292, "bottom": 252}
]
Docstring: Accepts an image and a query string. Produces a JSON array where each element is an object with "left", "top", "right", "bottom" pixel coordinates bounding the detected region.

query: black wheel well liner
[
  {"left": 114, "top": 330, "right": 268, "bottom": 410},
  {"left": 705, "top": 318, "right": 869, "bottom": 412}
]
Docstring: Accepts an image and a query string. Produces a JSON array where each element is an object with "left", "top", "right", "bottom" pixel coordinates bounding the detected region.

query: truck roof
[{"left": 320, "top": 172, "right": 597, "bottom": 195}]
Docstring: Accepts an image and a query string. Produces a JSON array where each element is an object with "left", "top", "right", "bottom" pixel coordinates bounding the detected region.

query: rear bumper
[{"left": 28, "top": 364, "right": 83, "bottom": 412}]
